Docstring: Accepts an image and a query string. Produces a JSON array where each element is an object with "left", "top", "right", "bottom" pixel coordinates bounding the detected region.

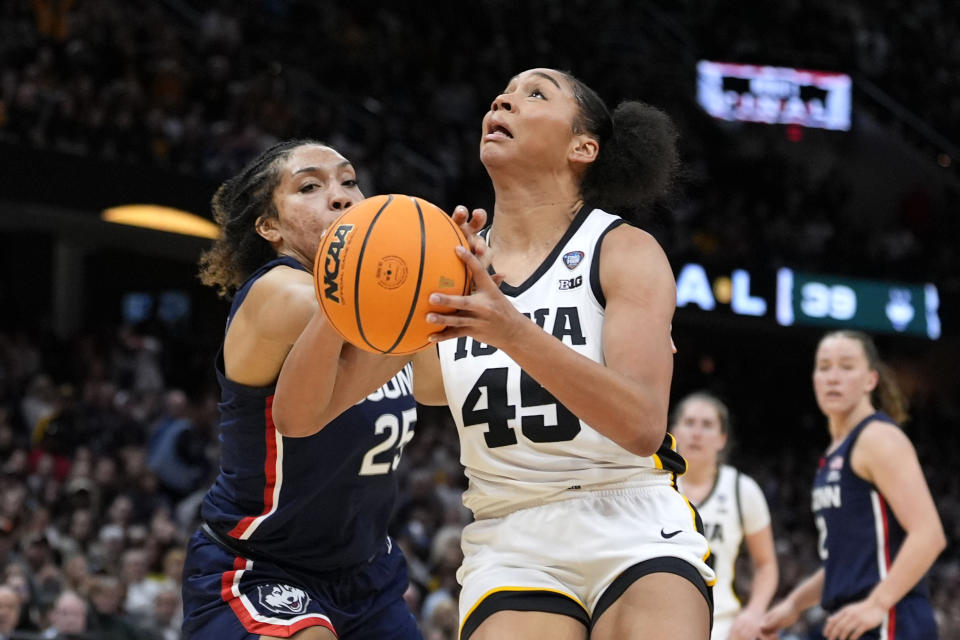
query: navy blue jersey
[
  {"left": 201, "top": 256, "right": 417, "bottom": 572},
  {"left": 812, "top": 412, "right": 935, "bottom": 637}
]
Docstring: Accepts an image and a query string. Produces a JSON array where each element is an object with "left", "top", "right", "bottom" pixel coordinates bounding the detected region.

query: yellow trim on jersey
[
  {"left": 459, "top": 586, "right": 587, "bottom": 638},
  {"left": 682, "top": 495, "right": 718, "bottom": 587},
  {"left": 731, "top": 563, "right": 741, "bottom": 606},
  {"left": 651, "top": 433, "right": 678, "bottom": 470}
]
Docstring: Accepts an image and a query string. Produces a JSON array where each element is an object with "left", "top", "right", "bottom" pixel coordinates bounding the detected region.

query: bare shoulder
[
  {"left": 248, "top": 264, "right": 314, "bottom": 307},
  {"left": 852, "top": 419, "right": 917, "bottom": 482},
  {"left": 240, "top": 264, "right": 317, "bottom": 341},
  {"left": 857, "top": 419, "right": 914, "bottom": 456},
  {"left": 600, "top": 223, "right": 675, "bottom": 301}
]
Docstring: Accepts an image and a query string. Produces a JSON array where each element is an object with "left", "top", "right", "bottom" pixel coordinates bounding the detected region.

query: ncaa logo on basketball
[
  {"left": 562, "top": 251, "right": 584, "bottom": 270},
  {"left": 323, "top": 224, "right": 354, "bottom": 303},
  {"left": 257, "top": 584, "right": 310, "bottom": 615}
]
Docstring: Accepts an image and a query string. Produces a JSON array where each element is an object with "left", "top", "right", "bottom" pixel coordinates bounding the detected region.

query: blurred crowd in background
[
  {"left": 2, "top": 0, "right": 958, "bottom": 279},
  {"left": 0, "top": 0, "right": 958, "bottom": 638},
  {"left": 0, "top": 321, "right": 957, "bottom": 639}
]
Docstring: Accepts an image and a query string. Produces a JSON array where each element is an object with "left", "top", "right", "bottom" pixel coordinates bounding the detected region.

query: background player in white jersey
[
  {"left": 671, "top": 392, "right": 778, "bottom": 640},
  {"left": 761, "top": 331, "right": 945, "bottom": 640}
]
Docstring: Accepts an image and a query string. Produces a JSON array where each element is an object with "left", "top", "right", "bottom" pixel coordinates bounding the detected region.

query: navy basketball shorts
[{"left": 182, "top": 529, "right": 421, "bottom": 639}]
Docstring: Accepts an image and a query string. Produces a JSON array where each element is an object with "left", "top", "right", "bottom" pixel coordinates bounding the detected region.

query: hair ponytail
[
  {"left": 874, "top": 361, "right": 909, "bottom": 424},
  {"left": 560, "top": 71, "right": 680, "bottom": 216}
]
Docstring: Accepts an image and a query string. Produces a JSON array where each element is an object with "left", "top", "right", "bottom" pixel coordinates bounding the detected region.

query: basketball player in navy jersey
[
  {"left": 181, "top": 139, "right": 485, "bottom": 640},
  {"left": 671, "top": 393, "right": 778, "bottom": 640},
  {"left": 276, "top": 70, "right": 716, "bottom": 639},
  {"left": 761, "top": 331, "right": 945, "bottom": 640}
]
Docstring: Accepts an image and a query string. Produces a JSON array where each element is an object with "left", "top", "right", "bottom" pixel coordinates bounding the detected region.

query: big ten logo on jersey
[
  {"left": 704, "top": 521, "right": 725, "bottom": 543},
  {"left": 452, "top": 306, "right": 586, "bottom": 361},
  {"left": 558, "top": 275, "right": 582, "bottom": 291}
]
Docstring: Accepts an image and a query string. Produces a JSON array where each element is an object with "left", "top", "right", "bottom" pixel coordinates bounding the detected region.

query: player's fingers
[
  {"left": 428, "top": 326, "right": 467, "bottom": 342},
  {"left": 824, "top": 612, "right": 850, "bottom": 640},
  {"left": 451, "top": 205, "right": 469, "bottom": 226},
  {"left": 469, "top": 208, "right": 487, "bottom": 230},
  {"left": 468, "top": 235, "right": 487, "bottom": 256},
  {"left": 426, "top": 294, "right": 470, "bottom": 312},
  {"left": 822, "top": 617, "right": 837, "bottom": 640},
  {"left": 455, "top": 246, "right": 497, "bottom": 288},
  {"left": 427, "top": 312, "right": 474, "bottom": 328}
]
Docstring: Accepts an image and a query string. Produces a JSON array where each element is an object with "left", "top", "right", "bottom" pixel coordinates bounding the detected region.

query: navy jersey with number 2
[{"left": 812, "top": 412, "right": 937, "bottom": 640}]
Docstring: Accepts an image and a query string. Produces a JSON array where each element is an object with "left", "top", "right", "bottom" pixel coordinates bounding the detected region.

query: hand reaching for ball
[
  {"left": 449, "top": 204, "right": 492, "bottom": 285},
  {"left": 426, "top": 244, "right": 519, "bottom": 349}
]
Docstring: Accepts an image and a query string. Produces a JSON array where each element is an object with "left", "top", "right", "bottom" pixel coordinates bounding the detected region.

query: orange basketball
[{"left": 313, "top": 194, "right": 472, "bottom": 355}]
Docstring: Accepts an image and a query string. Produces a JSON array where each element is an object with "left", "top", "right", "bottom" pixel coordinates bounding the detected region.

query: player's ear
[
  {"left": 569, "top": 134, "right": 599, "bottom": 166},
  {"left": 255, "top": 215, "right": 281, "bottom": 243}
]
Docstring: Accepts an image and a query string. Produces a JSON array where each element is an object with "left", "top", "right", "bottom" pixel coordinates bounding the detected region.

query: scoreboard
[
  {"left": 697, "top": 60, "right": 852, "bottom": 131},
  {"left": 675, "top": 263, "right": 941, "bottom": 340}
]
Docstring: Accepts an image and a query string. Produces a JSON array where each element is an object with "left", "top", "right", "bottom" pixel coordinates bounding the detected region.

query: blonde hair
[
  {"left": 669, "top": 391, "right": 733, "bottom": 462},
  {"left": 670, "top": 391, "right": 731, "bottom": 435}
]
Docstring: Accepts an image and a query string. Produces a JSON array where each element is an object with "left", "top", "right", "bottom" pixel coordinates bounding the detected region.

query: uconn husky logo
[{"left": 257, "top": 584, "right": 310, "bottom": 615}]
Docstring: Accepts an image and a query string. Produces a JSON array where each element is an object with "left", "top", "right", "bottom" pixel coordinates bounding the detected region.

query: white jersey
[
  {"left": 679, "top": 464, "right": 771, "bottom": 625},
  {"left": 438, "top": 207, "right": 685, "bottom": 520}
]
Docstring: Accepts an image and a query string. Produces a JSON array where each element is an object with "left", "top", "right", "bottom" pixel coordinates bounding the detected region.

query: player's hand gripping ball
[{"left": 314, "top": 194, "right": 472, "bottom": 354}]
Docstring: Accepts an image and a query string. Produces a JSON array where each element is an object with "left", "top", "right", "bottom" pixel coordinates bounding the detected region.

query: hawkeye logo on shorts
[
  {"left": 558, "top": 275, "right": 583, "bottom": 290},
  {"left": 258, "top": 584, "right": 310, "bottom": 615},
  {"left": 562, "top": 250, "right": 584, "bottom": 270},
  {"left": 323, "top": 224, "right": 355, "bottom": 303}
]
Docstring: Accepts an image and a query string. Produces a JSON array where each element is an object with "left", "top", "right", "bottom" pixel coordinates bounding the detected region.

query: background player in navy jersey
[
  {"left": 761, "top": 331, "right": 945, "bottom": 640},
  {"left": 181, "top": 139, "right": 484, "bottom": 640},
  {"left": 276, "top": 68, "right": 716, "bottom": 639},
  {"left": 671, "top": 392, "right": 779, "bottom": 640}
]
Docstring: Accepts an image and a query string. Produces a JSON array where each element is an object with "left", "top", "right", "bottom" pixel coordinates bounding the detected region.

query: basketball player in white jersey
[
  {"left": 420, "top": 68, "right": 716, "bottom": 639},
  {"left": 671, "top": 392, "right": 778, "bottom": 640},
  {"left": 276, "top": 68, "right": 717, "bottom": 639}
]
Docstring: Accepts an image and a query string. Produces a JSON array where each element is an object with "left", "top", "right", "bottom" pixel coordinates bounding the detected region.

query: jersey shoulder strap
[{"left": 735, "top": 467, "right": 744, "bottom": 530}]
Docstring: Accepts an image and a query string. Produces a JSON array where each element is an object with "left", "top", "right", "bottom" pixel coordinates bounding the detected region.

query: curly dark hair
[
  {"left": 559, "top": 71, "right": 680, "bottom": 215},
  {"left": 198, "top": 139, "right": 324, "bottom": 298}
]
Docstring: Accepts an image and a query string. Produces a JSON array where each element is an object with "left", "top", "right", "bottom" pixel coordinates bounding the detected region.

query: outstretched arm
[
  {"left": 273, "top": 206, "right": 487, "bottom": 436},
  {"left": 272, "top": 308, "right": 409, "bottom": 437}
]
